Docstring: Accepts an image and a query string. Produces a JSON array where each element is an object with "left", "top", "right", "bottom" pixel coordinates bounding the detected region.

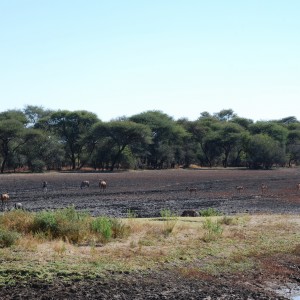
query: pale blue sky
[{"left": 1, "top": 1, "right": 299, "bottom": 121}]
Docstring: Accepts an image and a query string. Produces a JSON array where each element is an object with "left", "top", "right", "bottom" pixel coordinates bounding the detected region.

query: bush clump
[
  {"left": 199, "top": 208, "right": 222, "bottom": 217},
  {"left": 91, "top": 216, "right": 130, "bottom": 243},
  {"left": 0, "top": 228, "right": 20, "bottom": 248},
  {"left": 30, "top": 207, "right": 89, "bottom": 243},
  {"left": 202, "top": 218, "right": 223, "bottom": 242},
  {"left": 0, "top": 207, "right": 129, "bottom": 245}
]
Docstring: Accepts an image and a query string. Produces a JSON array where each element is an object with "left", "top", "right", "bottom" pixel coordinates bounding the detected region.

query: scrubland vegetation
[
  {"left": 0, "top": 106, "right": 299, "bottom": 173},
  {"left": 0, "top": 207, "right": 299, "bottom": 286}
]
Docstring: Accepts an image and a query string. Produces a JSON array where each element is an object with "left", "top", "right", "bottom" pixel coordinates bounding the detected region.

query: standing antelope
[
  {"left": 99, "top": 180, "right": 107, "bottom": 192},
  {"left": 261, "top": 183, "right": 268, "bottom": 195},
  {"left": 1, "top": 193, "right": 9, "bottom": 209},
  {"left": 185, "top": 187, "right": 197, "bottom": 195},
  {"left": 42, "top": 181, "right": 48, "bottom": 192},
  {"left": 80, "top": 180, "right": 90, "bottom": 189},
  {"left": 235, "top": 185, "right": 244, "bottom": 193}
]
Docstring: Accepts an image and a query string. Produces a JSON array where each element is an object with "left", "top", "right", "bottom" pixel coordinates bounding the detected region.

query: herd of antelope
[
  {"left": 80, "top": 180, "right": 107, "bottom": 191},
  {"left": 185, "top": 182, "right": 300, "bottom": 196},
  {"left": 1, "top": 179, "right": 107, "bottom": 211},
  {"left": 1, "top": 179, "right": 299, "bottom": 212}
]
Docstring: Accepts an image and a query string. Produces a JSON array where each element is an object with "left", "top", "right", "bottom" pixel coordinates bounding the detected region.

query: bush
[
  {"left": 199, "top": 208, "right": 222, "bottom": 217},
  {"left": 91, "top": 217, "right": 113, "bottom": 242},
  {"left": 202, "top": 218, "right": 223, "bottom": 242},
  {"left": 30, "top": 207, "right": 89, "bottom": 243},
  {"left": 91, "top": 217, "right": 129, "bottom": 242},
  {"left": 0, "top": 228, "right": 20, "bottom": 247},
  {"left": 0, "top": 210, "right": 33, "bottom": 233},
  {"left": 31, "top": 211, "right": 59, "bottom": 238}
]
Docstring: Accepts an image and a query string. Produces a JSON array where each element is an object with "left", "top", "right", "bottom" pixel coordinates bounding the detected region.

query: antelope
[
  {"left": 1, "top": 193, "right": 9, "bottom": 209},
  {"left": 235, "top": 185, "right": 244, "bottom": 193},
  {"left": 42, "top": 181, "right": 48, "bottom": 192},
  {"left": 99, "top": 180, "right": 107, "bottom": 192},
  {"left": 185, "top": 187, "right": 197, "bottom": 195},
  {"left": 80, "top": 180, "right": 90, "bottom": 189},
  {"left": 261, "top": 183, "right": 268, "bottom": 195},
  {"left": 14, "top": 202, "right": 23, "bottom": 210},
  {"left": 296, "top": 183, "right": 300, "bottom": 191}
]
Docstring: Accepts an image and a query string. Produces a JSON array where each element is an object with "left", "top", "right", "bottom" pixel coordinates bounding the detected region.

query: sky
[{"left": 0, "top": 1, "right": 299, "bottom": 122}]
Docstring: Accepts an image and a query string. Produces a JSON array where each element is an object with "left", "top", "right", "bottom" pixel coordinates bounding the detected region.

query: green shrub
[
  {"left": 91, "top": 217, "right": 129, "bottom": 242},
  {"left": 0, "top": 228, "right": 20, "bottom": 247},
  {"left": 91, "top": 217, "right": 113, "bottom": 242},
  {"left": 30, "top": 207, "right": 89, "bottom": 243},
  {"left": 31, "top": 211, "right": 59, "bottom": 238},
  {"left": 202, "top": 218, "right": 223, "bottom": 242},
  {"left": 199, "top": 208, "right": 222, "bottom": 217}
]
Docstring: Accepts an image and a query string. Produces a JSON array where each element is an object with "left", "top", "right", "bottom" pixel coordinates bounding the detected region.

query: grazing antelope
[
  {"left": 1, "top": 193, "right": 9, "bottom": 209},
  {"left": 42, "top": 181, "right": 48, "bottom": 192},
  {"left": 235, "top": 185, "right": 244, "bottom": 193},
  {"left": 80, "top": 180, "right": 90, "bottom": 189},
  {"left": 99, "top": 180, "right": 107, "bottom": 192},
  {"left": 14, "top": 202, "right": 23, "bottom": 210},
  {"left": 185, "top": 187, "right": 197, "bottom": 195},
  {"left": 261, "top": 183, "right": 268, "bottom": 195}
]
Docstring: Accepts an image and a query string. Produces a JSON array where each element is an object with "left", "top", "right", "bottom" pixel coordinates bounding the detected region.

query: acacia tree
[
  {"left": 23, "top": 105, "right": 54, "bottom": 127},
  {"left": 176, "top": 118, "right": 196, "bottom": 168},
  {"left": 0, "top": 110, "right": 39, "bottom": 173},
  {"left": 190, "top": 115, "right": 223, "bottom": 167},
  {"left": 248, "top": 121, "right": 288, "bottom": 147},
  {"left": 37, "top": 110, "right": 99, "bottom": 169},
  {"left": 91, "top": 120, "right": 152, "bottom": 171},
  {"left": 245, "top": 134, "right": 286, "bottom": 169},
  {"left": 286, "top": 123, "right": 300, "bottom": 166},
  {"left": 217, "top": 122, "right": 245, "bottom": 168},
  {"left": 130, "top": 111, "right": 187, "bottom": 168},
  {"left": 20, "top": 131, "right": 65, "bottom": 171}
]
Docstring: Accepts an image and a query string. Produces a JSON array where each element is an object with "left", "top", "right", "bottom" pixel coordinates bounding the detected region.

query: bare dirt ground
[{"left": 0, "top": 167, "right": 300, "bottom": 299}]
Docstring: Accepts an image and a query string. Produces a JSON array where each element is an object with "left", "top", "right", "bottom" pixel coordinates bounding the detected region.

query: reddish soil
[{"left": 0, "top": 168, "right": 300, "bottom": 299}]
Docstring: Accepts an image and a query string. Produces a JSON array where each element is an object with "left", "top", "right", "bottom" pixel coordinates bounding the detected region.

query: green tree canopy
[
  {"left": 92, "top": 120, "right": 152, "bottom": 171},
  {"left": 37, "top": 110, "right": 99, "bottom": 169}
]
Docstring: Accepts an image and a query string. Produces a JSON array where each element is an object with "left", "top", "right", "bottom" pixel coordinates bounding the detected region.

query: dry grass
[{"left": 0, "top": 214, "right": 299, "bottom": 285}]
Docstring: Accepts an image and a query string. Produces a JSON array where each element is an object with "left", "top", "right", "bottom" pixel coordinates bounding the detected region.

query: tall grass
[
  {"left": 160, "top": 208, "right": 178, "bottom": 236},
  {"left": 0, "top": 206, "right": 128, "bottom": 246},
  {"left": 199, "top": 208, "right": 222, "bottom": 217},
  {"left": 202, "top": 218, "right": 223, "bottom": 242},
  {"left": 30, "top": 207, "right": 90, "bottom": 243}
]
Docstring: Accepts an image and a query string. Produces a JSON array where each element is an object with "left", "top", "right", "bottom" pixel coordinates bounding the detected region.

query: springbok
[
  {"left": 235, "top": 185, "right": 244, "bottom": 193},
  {"left": 185, "top": 187, "right": 197, "bottom": 195},
  {"left": 99, "top": 180, "right": 107, "bottom": 192},
  {"left": 261, "top": 183, "right": 268, "bottom": 195},
  {"left": 80, "top": 180, "right": 90, "bottom": 189},
  {"left": 1, "top": 193, "right": 9, "bottom": 209}
]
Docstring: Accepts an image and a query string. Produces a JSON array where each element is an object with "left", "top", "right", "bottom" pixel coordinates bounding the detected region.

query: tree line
[{"left": 0, "top": 106, "right": 299, "bottom": 173}]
